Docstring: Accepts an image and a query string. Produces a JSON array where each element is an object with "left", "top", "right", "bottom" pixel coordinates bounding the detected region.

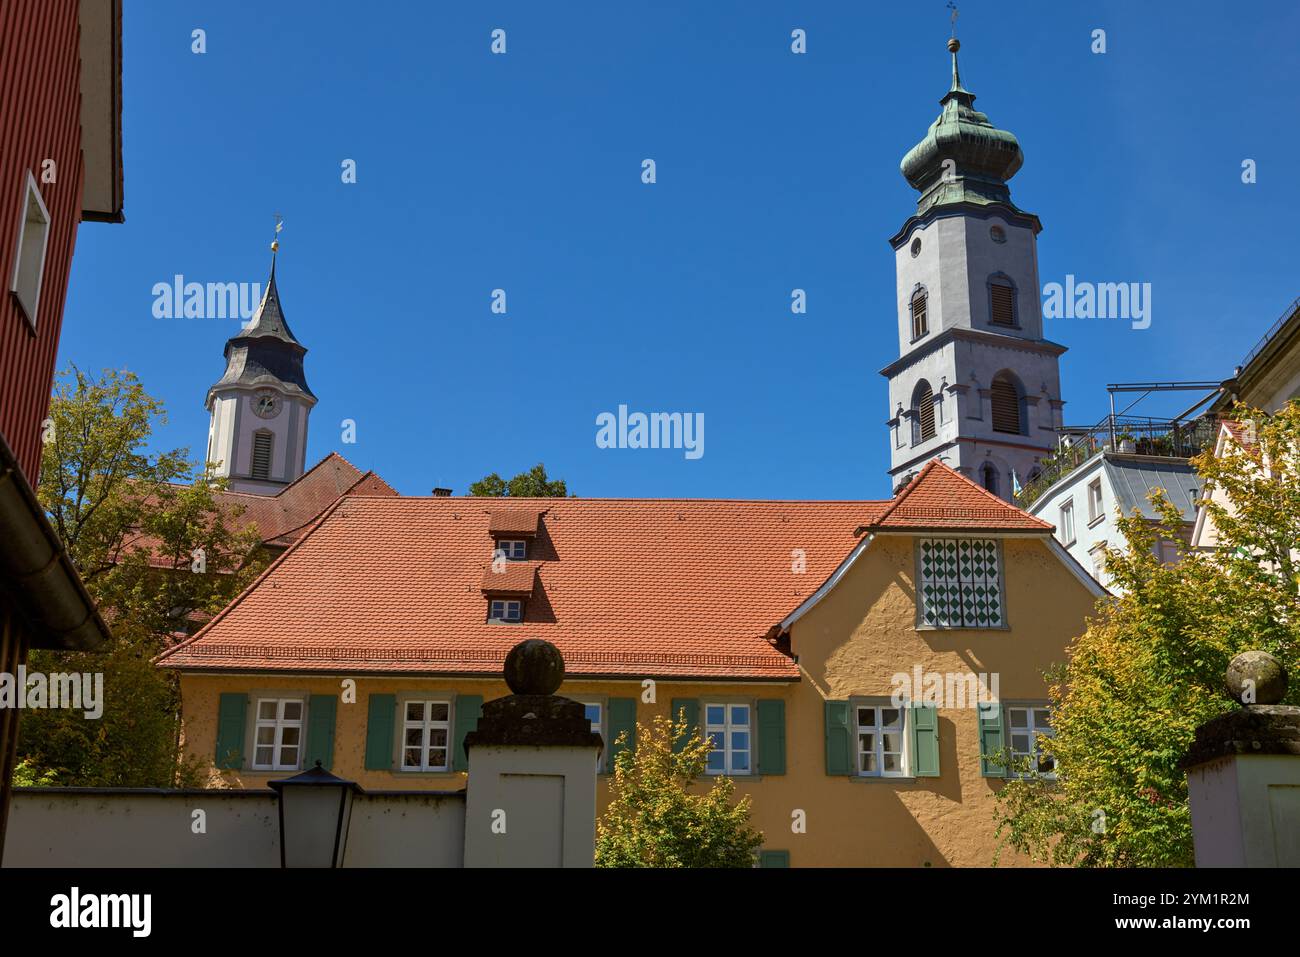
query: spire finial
[
  {"left": 270, "top": 213, "right": 283, "bottom": 256},
  {"left": 946, "top": 3, "right": 962, "bottom": 90}
]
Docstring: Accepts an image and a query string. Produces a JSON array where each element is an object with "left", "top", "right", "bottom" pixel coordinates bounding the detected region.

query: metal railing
[
  {"left": 1237, "top": 296, "right": 1300, "bottom": 375},
  {"left": 1016, "top": 413, "right": 1218, "bottom": 508}
]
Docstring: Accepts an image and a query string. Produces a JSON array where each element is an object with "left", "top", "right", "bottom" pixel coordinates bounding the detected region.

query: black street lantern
[{"left": 268, "top": 761, "right": 361, "bottom": 868}]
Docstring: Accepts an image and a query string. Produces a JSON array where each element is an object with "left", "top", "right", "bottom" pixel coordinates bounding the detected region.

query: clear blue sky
[{"left": 58, "top": 1, "right": 1300, "bottom": 499}]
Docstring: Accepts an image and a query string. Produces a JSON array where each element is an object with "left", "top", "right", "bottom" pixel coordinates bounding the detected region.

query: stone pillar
[
  {"left": 463, "top": 639, "right": 603, "bottom": 868},
  {"left": 1181, "top": 651, "right": 1300, "bottom": 867}
]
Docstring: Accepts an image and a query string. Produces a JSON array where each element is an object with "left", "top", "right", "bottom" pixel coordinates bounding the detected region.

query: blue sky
[{"left": 59, "top": 1, "right": 1300, "bottom": 499}]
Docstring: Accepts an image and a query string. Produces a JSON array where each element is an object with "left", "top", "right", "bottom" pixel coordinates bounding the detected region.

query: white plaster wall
[
  {"left": 209, "top": 387, "right": 311, "bottom": 491},
  {"left": 1026, "top": 455, "right": 1117, "bottom": 587}
]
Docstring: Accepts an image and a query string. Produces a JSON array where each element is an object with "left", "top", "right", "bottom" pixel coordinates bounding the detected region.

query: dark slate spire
[
  {"left": 899, "top": 38, "right": 1028, "bottom": 217},
  {"left": 206, "top": 257, "right": 316, "bottom": 406}
]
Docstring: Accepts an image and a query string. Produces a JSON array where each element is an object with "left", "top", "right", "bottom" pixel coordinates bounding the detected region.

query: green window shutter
[
  {"left": 452, "top": 694, "right": 483, "bottom": 771},
  {"left": 215, "top": 693, "right": 247, "bottom": 769},
  {"left": 670, "top": 698, "right": 699, "bottom": 753},
  {"left": 364, "top": 693, "right": 397, "bottom": 770},
  {"left": 305, "top": 695, "right": 338, "bottom": 771},
  {"left": 758, "top": 849, "right": 790, "bottom": 868},
  {"left": 606, "top": 697, "right": 637, "bottom": 773},
  {"left": 756, "top": 699, "right": 786, "bottom": 775},
  {"left": 910, "top": 703, "right": 940, "bottom": 777},
  {"left": 978, "top": 705, "right": 1006, "bottom": 778},
  {"left": 824, "top": 700, "right": 852, "bottom": 776}
]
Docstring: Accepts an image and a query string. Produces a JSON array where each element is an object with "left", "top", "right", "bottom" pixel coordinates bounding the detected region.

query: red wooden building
[{"left": 0, "top": 0, "right": 123, "bottom": 853}]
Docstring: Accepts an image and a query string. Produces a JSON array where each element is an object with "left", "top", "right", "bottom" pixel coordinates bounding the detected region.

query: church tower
[
  {"left": 205, "top": 254, "right": 316, "bottom": 494},
  {"left": 881, "top": 37, "right": 1065, "bottom": 500}
]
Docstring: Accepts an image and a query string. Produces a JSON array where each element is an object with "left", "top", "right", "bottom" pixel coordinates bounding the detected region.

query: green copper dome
[{"left": 900, "top": 39, "right": 1026, "bottom": 216}]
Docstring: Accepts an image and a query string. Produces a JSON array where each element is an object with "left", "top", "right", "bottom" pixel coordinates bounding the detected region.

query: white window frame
[
  {"left": 1059, "top": 498, "right": 1076, "bottom": 546},
  {"left": 853, "top": 701, "right": 909, "bottom": 778},
  {"left": 579, "top": 700, "right": 606, "bottom": 771},
  {"left": 251, "top": 697, "right": 305, "bottom": 771},
  {"left": 488, "top": 598, "right": 522, "bottom": 622},
  {"left": 703, "top": 702, "right": 752, "bottom": 776},
  {"left": 1006, "top": 704, "right": 1055, "bottom": 779},
  {"left": 1087, "top": 478, "right": 1104, "bottom": 524},
  {"left": 400, "top": 699, "right": 452, "bottom": 772},
  {"left": 10, "top": 170, "right": 52, "bottom": 329},
  {"left": 494, "top": 539, "right": 527, "bottom": 560}
]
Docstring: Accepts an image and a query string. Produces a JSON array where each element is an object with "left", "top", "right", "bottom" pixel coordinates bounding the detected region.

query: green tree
[
  {"left": 469, "top": 463, "right": 569, "bottom": 497},
  {"left": 993, "top": 402, "right": 1300, "bottom": 866},
  {"left": 19, "top": 367, "right": 268, "bottom": 787},
  {"left": 596, "top": 714, "right": 764, "bottom": 867}
]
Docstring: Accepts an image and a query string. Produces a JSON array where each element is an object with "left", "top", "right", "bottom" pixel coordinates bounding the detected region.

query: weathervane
[
  {"left": 947, "top": 2, "right": 959, "bottom": 38},
  {"left": 270, "top": 213, "right": 283, "bottom": 255}
]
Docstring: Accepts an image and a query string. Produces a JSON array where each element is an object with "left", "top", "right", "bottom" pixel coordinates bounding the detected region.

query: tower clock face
[{"left": 252, "top": 391, "right": 280, "bottom": 419}]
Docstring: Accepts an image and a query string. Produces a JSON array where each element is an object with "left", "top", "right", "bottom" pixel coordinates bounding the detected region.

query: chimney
[{"left": 432, "top": 487, "right": 452, "bottom": 497}]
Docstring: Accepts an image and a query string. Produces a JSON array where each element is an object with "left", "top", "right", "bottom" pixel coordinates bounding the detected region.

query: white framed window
[
  {"left": 488, "top": 599, "right": 522, "bottom": 622},
  {"left": 494, "top": 539, "right": 526, "bottom": 560},
  {"left": 10, "top": 171, "right": 52, "bottom": 328},
  {"left": 401, "top": 700, "right": 451, "bottom": 771},
  {"left": 704, "top": 702, "right": 751, "bottom": 775},
  {"left": 1090, "top": 545, "right": 1107, "bottom": 580},
  {"left": 252, "top": 697, "right": 304, "bottom": 771},
  {"left": 855, "top": 703, "right": 908, "bottom": 777},
  {"left": 1059, "top": 499, "right": 1076, "bottom": 545},
  {"left": 1087, "top": 478, "right": 1104, "bottom": 523},
  {"left": 580, "top": 700, "right": 605, "bottom": 770},
  {"left": 1007, "top": 705, "right": 1055, "bottom": 778}
]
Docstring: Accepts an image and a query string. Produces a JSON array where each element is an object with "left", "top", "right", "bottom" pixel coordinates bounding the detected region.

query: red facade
[{"left": 0, "top": 0, "right": 86, "bottom": 484}]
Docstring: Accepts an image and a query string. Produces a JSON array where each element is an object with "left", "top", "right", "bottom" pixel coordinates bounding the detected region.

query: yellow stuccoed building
[{"left": 160, "top": 462, "right": 1104, "bottom": 867}]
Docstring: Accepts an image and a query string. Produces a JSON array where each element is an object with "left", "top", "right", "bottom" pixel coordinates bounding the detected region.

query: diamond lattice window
[{"left": 918, "top": 538, "right": 1004, "bottom": 628}]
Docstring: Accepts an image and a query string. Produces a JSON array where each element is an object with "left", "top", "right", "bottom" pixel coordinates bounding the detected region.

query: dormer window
[
  {"left": 495, "top": 539, "right": 527, "bottom": 561},
  {"left": 489, "top": 599, "right": 522, "bottom": 623}
]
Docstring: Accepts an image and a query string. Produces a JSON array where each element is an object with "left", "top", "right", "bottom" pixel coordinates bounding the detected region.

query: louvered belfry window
[
  {"left": 918, "top": 538, "right": 1004, "bottom": 628},
  {"left": 990, "top": 281, "right": 1016, "bottom": 327},
  {"left": 990, "top": 376, "right": 1021, "bottom": 434},
  {"left": 911, "top": 290, "right": 928, "bottom": 340},
  {"left": 251, "top": 431, "right": 273, "bottom": 480},
  {"left": 916, "top": 384, "right": 936, "bottom": 442}
]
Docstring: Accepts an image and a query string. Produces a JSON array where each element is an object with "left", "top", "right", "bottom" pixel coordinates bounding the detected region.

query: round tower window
[
  {"left": 910, "top": 237, "right": 922, "bottom": 258},
  {"left": 990, "top": 225, "right": 1007, "bottom": 244}
]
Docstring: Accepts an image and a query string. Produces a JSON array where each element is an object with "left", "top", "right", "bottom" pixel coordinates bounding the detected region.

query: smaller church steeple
[{"left": 205, "top": 221, "right": 317, "bottom": 494}]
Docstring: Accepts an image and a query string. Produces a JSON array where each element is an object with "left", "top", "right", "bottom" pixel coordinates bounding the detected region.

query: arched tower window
[
  {"left": 990, "top": 373, "right": 1022, "bottom": 434},
  {"left": 910, "top": 287, "right": 929, "bottom": 340},
  {"left": 912, "top": 380, "right": 936, "bottom": 444},
  {"left": 988, "top": 274, "right": 1017, "bottom": 328},
  {"left": 981, "top": 462, "right": 999, "bottom": 496}
]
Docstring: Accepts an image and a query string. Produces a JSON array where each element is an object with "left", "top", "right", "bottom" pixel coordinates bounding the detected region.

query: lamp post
[{"left": 268, "top": 761, "right": 361, "bottom": 868}]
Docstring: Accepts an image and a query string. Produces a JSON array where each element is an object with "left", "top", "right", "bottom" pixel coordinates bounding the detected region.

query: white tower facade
[
  {"left": 881, "top": 39, "right": 1066, "bottom": 500},
  {"left": 206, "top": 262, "right": 316, "bottom": 494}
]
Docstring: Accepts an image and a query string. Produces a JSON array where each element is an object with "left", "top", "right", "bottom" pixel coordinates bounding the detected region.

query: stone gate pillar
[
  {"left": 463, "top": 639, "right": 603, "bottom": 868},
  {"left": 1181, "top": 650, "right": 1300, "bottom": 867}
]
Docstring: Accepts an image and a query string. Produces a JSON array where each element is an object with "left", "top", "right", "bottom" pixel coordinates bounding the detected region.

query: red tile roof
[
  {"left": 480, "top": 562, "right": 538, "bottom": 596},
  {"left": 487, "top": 508, "right": 544, "bottom": 536},
  {"left": 211, "top": 452, "right": 397, "bottom": 548},
  {"left": 865, "top": 460, "right": 1053, "bottom": 532},
  {"left": 156, "top": 462, "right": 1052, "bottom": 680}
]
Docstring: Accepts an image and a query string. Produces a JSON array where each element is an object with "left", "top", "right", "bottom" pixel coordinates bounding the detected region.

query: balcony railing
[{"left": 1016, "top": 414, "right": 1218, "bottom": 508}]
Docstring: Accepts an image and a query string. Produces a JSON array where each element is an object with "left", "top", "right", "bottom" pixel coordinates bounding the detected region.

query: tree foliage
[
  {"left": 20, "top": 367, "right": 268, "bottom": 787},
  {"left": 595, "top": 714, "right": 764, "bottom": 867},
  {"left": 993, "top": 402, "right": 1300, "bottom": 866},
  {"left": 469, "top": 462, "right": 569, "bottom": 498}
]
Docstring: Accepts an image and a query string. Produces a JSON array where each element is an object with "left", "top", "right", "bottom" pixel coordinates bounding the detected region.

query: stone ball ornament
[
  {"left": 503, "top": 639, "right": 565, "bottom": 695},
  {"left": 1225, "top": 649, "right": 1287, "bottom": 705}
]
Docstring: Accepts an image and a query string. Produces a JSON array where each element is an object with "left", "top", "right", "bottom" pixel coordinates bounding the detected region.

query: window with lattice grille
[
  {"left": 251, "top": 431, "right": 273, "bottom": 480},
  {"left": 990, "top": 377, "right": 1021, "bottom": 434},
  {"left": 911, "top": 291, "right": 928, "bottom": 340},
  {"left": 916, "top": 385, "right": 935, "bottom": 442},
  {"left": 990, "top": 282, "right": 1016, "bottom": 327},
  {"left": 917, "top": 538, "right": 1004, "bottom": 628}
]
